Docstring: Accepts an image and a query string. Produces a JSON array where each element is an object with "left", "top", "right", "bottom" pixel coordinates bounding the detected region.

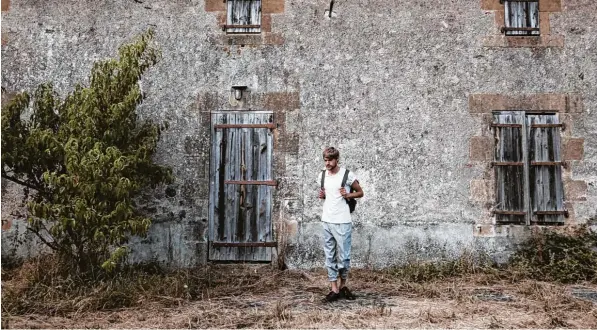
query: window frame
[
  {"left": 501, "top": 0, "right": 540, "bottom": 36},
  {"left": 224, "top": 0, "right": 262, "bottom": 35},
  {"left": 492, "top": 111, "right": 567, "bottom": 226}
]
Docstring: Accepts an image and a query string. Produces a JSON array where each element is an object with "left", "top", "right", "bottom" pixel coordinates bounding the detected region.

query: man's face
[{"left": 324, "top": 157, "right": 338, "bottom": 171}]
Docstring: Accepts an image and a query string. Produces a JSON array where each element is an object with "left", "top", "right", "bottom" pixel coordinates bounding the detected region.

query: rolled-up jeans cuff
[{"left": 328, "top": 277, "right": 338, "bottom": 282}]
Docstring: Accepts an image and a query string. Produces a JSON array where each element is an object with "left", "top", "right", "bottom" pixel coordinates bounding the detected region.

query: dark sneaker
[
  {"left": 339, "top": 287, "right": 356, "bottom": 300},
  {"left": 323, "top": 291, "right": 340, "bottom": 303}
]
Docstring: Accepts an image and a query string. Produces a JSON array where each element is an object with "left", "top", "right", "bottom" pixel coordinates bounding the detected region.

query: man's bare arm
[
  {"left": 340, "top": 180, "right": 364, "bottom": 199},
  {"left": 350, "top": 180, "right": 364, "bottom": 199}
]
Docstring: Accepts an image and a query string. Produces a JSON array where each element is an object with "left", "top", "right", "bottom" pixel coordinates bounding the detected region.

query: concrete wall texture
[{"left": 2, "top": 0, "right": 596, "bottom": 268}]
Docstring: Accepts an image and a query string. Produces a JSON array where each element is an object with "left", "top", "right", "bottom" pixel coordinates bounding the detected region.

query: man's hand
[
  {"left": 339, "top": 187, "right": 348, "bottom": 199},
  {"left": 318, "top": 188, "right": 326, "bottom": 199}
]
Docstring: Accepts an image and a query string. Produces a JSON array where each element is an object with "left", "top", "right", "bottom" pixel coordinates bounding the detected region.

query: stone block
[
  {"left": 558, "top": 114, "right": 574, "bottom": 137},
  {"left": 540, "top": 0, "right": 561, "bottom": 12},
  {"left": 285, "top": 220, "right": 298, "bottom": 239},
  {"left": 469, "top": 94, "right": 504, "bottom": 113},
  {"left": 480, "top": 0, "right": 503, "bottom": 11},
  {"left": 483, "top": 35, "right": 564, "bottom": 48},
  {"left": 539, "top": 12, "right": 551, "bottom": 35},
  {"left": 261, "top": 14, "right": 272, "bottom": 32},
  {"left": 563, "top": 138, "right": 584, "bottom": 161},
  {"left": 205, "top": 0, "right": 225, "bottom": 12},
  {"left": 565, "top": 180, "right": 587, "bottom": 201},
  {"left": 494, "top": 10, "right": 505, "bottom": 30},
  {"left": 504, "top": 94, "right": 565, "bottom": 112},
  {"left": 221, "top": 34, "right": 262, "bottom": 46},
  {"left": 217, "top": 12, "right": 226, "bottom": 25},
  {"left": 273, "top": 150, "right": 286, "bottom": 173},
  {"left": 566, "top": 94, "right": 584, "bottom": 113},
  {"left": 470, "top": 93, "right": 568, "bottom": 113},
  {"left": 469, "top": 136, "right": 492, "bottom": 161},
  {"left": 470, "top": 179, "right": 489, "bottom": 202},
  {"left": 506, "top": 36, "right": 544, "bottom": 48},
  {"left": 262, "top": 0, "right": 285, "bottom": 14},
  {"left": 283, "top": 132, "right": 299, "bottom": 155},
  {"left": 546, "top": 93, "right": 567, "bottom": 111},
  {"left": 564, "top": 202, "right": 575, "bottom": 224}
]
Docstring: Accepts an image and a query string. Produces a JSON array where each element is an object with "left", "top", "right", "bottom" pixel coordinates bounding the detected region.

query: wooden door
[{"left": 209, "top": 111, "right": 275, "bottom": 261}]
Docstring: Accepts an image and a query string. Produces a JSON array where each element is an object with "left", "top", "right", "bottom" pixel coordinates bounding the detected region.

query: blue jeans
[{"left": 323, "top": 222, "right": 352, "bottom": 282}]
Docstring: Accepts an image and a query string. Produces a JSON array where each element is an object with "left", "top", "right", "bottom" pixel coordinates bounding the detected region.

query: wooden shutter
[
  {"left": 493, "top": 112, "right": 527, "bottom": 224},
  {"left": 226, "top": 0, "right": 262, "bottom": 34},
  {"left": 493, "top": 112, "right": 566, "bottom": 225},
  {"left": 504, "top": 0, "right": 540, "bottom": 36},
  {"left": 209, "top": 111, "right": 274, "bottom": 261},
  {"left": 527, "top": 114, "right": 565, "bottom": 224}
]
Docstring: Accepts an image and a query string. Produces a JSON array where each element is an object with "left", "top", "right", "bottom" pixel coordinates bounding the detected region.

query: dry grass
[
  {"left": 2, "top": 260, "right": 597, "bottom": 329},
  {"left": 3, "top": 227, "right": 597, "bottom": 328}
]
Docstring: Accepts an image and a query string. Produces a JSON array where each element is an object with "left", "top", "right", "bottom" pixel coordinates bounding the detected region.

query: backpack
[{"left": 320, "top": 169, "right": 357, "bottom": 213}]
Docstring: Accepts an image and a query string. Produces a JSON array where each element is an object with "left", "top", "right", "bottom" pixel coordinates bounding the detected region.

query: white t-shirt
[{"left": 317, "top": 168, "right": 358, "bottom": 224}]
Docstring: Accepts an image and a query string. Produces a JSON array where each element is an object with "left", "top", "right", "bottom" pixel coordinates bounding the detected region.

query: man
[{"left": 317, "top": 147, "right": 364, "bottom": 302}]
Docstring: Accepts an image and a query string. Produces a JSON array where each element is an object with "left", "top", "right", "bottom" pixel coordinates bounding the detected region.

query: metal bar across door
[
  {"left": 214, "top": 123, "right": 276, "bottom": 129},
  {"left": 212, "top": 242, "right": 277, "bottom": 248},
  {"left": 224, "top": 180, "right": 277, "bottom": 186}
]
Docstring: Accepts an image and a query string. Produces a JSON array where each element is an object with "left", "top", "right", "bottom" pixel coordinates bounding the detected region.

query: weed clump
[
  {"left": 385, "top": 250, "right": 496, "bottom": 282},
  {"left": 384, "top": 225, "right": 597, "bottom": 284},
  {"left": 508, "top": 225, "right": 597, "bottom": 283},
  {"left": 1, "top": 256, "right": 195, "bottom": 316}
]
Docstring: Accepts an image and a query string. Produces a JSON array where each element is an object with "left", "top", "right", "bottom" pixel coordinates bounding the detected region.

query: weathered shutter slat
[
  {"left": 225, "top": 114, "right": 237, "bottom": 259},
  {"left": 243, "top": 113, "right": 253, "bottom": 244},
  {"left": 247, "top": 115, "right": 257, "bottom": 244},
  {"left": 216, "top": 114, "right": 227, "bottom": 241},
  {"left": 258, "top": 120, "right": 269, "bottom": 242},
  {"left": 227, "top": 0, "right": 262, "bottom": 34},
  {"left": 244, "top": 113, "right": 256, "bottom": 260},
  {"left": 210, "top": 114, "right": 223, "bottom": 260},
  {"left": 527, "top": 114, "right": 564, "bottom": 224},
  {"left": 264, "top": 114, "right": 273, "bottom": 245},
  {"left": 528, "top": 1, "right": 539, "bottom": 33},
  {"left": 494, "top": 112, "right": 526, "bottom": 224}
]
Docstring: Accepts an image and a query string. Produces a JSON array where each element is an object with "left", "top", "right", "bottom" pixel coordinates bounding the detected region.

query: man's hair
[{"left": 323, "top": 147, "right": 340, "bottom": 160}]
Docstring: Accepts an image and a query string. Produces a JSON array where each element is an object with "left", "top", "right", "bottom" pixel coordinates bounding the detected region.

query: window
[
  {"left": 492, "top": 111, "right": 565, "bottom": 225},
  {"left": 226, "top": 0, "right": 262, "bottom": 34},
  {"left": 503, "top": 0, "right": 540, "bottom": 36}
]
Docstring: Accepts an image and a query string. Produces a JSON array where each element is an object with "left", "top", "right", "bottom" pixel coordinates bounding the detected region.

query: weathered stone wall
[{"left": 2, "top": 0, "right": 596, "bottom": 268}]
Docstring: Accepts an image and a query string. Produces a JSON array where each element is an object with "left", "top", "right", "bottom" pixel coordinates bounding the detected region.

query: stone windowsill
[
  {"left": 214, "top": 33, "right": 285, "bottom": 46},
  {"left": 483, "top": 35, "right": 564, "bottom": 48}
]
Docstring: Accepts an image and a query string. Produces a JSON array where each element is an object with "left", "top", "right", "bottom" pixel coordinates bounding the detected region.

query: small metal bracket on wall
[{"left": 229, "top": 85, "right": 249, "bottom": 107}]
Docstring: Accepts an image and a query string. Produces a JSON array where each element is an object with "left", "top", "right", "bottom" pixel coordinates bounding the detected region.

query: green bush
[{"left": 1, "top": 30, "right": 172, "bottom": 272}]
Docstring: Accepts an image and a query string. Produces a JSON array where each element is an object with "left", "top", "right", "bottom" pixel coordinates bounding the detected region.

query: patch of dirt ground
[{"left": 3, "top": 267, "right": 597, "bottom": 329}]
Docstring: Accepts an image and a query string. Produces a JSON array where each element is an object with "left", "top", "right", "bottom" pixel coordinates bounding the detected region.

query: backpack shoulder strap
[
  {"left": 341, "top": 169, "right": 350, "bottom": 187},
  {"left": 320, "top": 170, "right": 326, "bottom": 188}
]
